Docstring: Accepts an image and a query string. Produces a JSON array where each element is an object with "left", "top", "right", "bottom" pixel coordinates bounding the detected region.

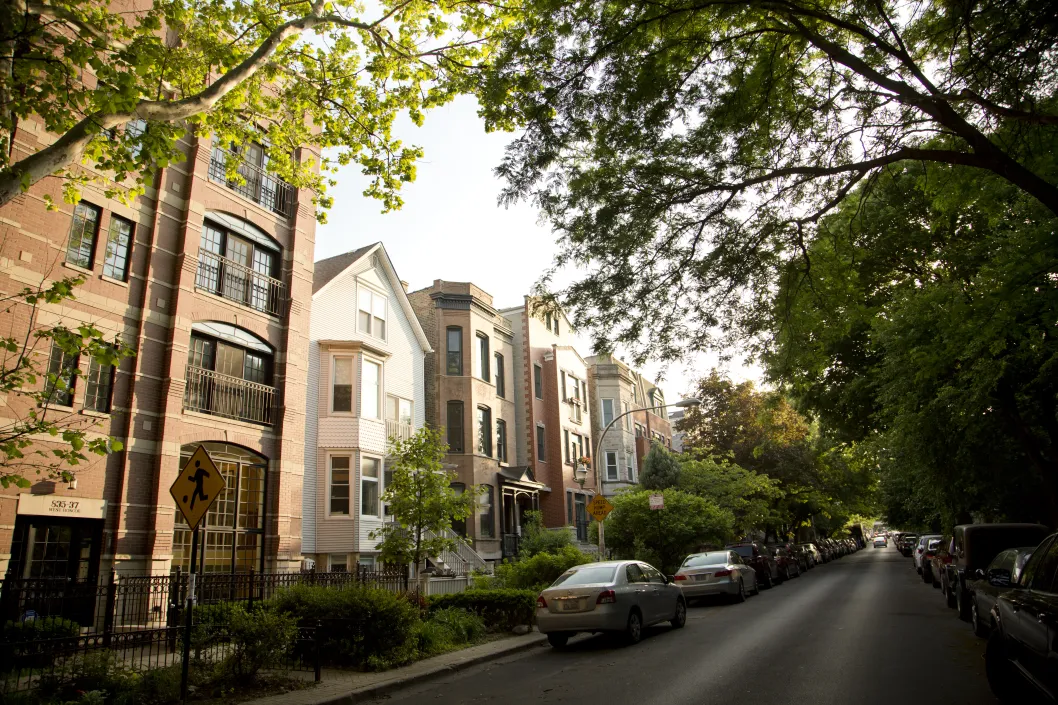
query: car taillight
[
  {"left": 714, "top": 569, "right": 732, "bottom": 577},
  {"left": 537, "top": 596, "right": 547, "bottom": 609},
  {"left": 596, "top": 589, "right": 617, "bottom": 605},
  {"left": 674, "top": 574, "right": 688, "bottom": 581}
]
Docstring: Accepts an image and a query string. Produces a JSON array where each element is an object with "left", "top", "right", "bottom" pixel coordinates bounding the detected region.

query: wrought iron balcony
[
  {"left": 196, "top": 249, "right": 285, "bottom": 317},
  {"left": 183, "top": 365, "right": 276, "bottom": 425},
  {"left": 385, "top": 419, "right": 414, "bottom": 446},
  {"left": 208, "top": 145, "right": 296, "bottom": 218}
]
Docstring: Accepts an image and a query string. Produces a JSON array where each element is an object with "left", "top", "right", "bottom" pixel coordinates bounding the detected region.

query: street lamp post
[{"left": 591, "top": 397, "right": 701, "bottom": 558}]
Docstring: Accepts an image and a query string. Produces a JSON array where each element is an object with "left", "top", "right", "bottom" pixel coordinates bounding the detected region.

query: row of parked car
[
  {"left": 534, "top": 537, "right": 864, "bottom": 648},
  {"left": 892, "top": 524, "right": 1058, "bottom": 704}
]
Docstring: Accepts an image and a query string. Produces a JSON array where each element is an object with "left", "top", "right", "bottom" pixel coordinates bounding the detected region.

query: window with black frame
[
  {"left": 184, "top": 327, "right": 275, "bottom": 424},
  {"left": 196, "top": 221, "right": 281, "bottom": 315},
  {"left": 46, "top": 342, "right": 78, "bottom": 406}
]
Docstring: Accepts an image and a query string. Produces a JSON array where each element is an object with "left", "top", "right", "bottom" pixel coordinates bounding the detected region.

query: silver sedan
[
  {"left": 536, "top": 560, "right": 687, "bottom": 647},
  {"left": 674, "top": 550, "right": 759, "bottom": 602}
]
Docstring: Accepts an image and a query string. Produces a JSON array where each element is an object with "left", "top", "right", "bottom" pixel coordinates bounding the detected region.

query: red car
[
  {"left": 726, "top": 542, "right": 783, "bottom": 589},
  {"left": 769, "top": 545, "right": 802, "bottom": 580}
]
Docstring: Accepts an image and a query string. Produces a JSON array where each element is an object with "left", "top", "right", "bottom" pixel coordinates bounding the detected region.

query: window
[
  {"left": 446, "top": 327, "right": 463, "bottom": 375},
  {"left": 570, "top": 433, "right": 583, "bottom": 462},
  {"left": 329, "top": 554, "right": 348, "bottom": 572},
  {"left": 84, "top": 358, "right": 114, "bottom": 412},
  {"left": 545, "top": 312, "right": 559, "bottom": 335},
  {"left": 635, "top": 423, "right": 646, "bottom": 439},
  {"left": 361, "top": 457, "right": 380, "bottom": 516},
  {"left": 624, "top": 402, "right": 632, "bottom": 430},
  {"left": 1020, "top": 537, "right": 1058, "bottom": 590},
  {"left": 479, "top": 485, "right": 495, "bottom": 538},
  {"left": 361, "top": 359, "right": 380, "bottom": 419},
  {"left": 358, "top": 555, "right": 376, "bottom": 569},
  {"left": 358, "top": 287, "right": 387, "bottom": 339},
  {"left": 386, "top": 396, "right": 413, "bottom": 426},
  {"left": 494, "top": 353, "right": 505, "bottom": 398},
  {"left": 383, "top": 462, "right": 395, "bottom": 516},
  {"left": 602, "top": 398, "right": 615, "bottom": 427},
  {"left": 46, "top": 343, "right": 78, "bottom": 406},
  {"left": 329, "top": 456, "right": 350, "bottom": 516},
  {"left": 447, "top": 401, "right": 464, "bottom": 452},
  {"left": 561, "top": 371, "right": 567, "bottom": 400},
  {"left": 606, "top": 451, "right": 618, "bottom": 481},
  {"left": 477, "top": 406, "right": 492, "bottom": 456},
  {"left": 332, "top": 357, "right": 353, "bottom": 412},
  {"left": 496, "top": 419, "right": 508, "bottom": 463},
  {"left": 66, "top": 202, "right": 101, "bottom": 268},
  {"left": 196, "top": 221, "right": 280, "bottom": 314},
  {"left": 102, "top": 215, "right": 133, "bottom": 280},
  {"left": 450, "top": 483, "right": 467, "bottom": 536},
  {"left": 626, "top": 450, "right": 635, "bottom": 481},
  {"left": 533, "top": 364, "right": 543, "bottom": 399},
  {"left": 536, "top": 424, "right": 546, "bottom": 461},
  {"left": 477, "top": 333, "right": 490, "bottom": 380},
  {"left": 563, "top": 429, "right": 570, "bottom": 463}
]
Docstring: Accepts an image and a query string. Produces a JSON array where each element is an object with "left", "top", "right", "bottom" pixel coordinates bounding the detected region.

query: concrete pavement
[{"left": 367, "top": 546, "right": 996, "bottom": 705}]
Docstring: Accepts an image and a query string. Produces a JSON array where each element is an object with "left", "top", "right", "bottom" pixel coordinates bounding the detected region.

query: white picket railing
[{"left": 427, "top": 576, "right": 469, "bottom": 595}]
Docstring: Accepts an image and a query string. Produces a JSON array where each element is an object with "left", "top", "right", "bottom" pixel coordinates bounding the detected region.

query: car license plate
[
  {"left": 695, "top": 574, "right": 711, "bottom": 581},
  {"left": 560, "top": 599, "right": 579, "bottom": 611}
]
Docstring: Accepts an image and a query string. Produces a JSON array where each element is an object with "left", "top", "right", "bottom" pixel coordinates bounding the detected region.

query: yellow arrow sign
[
  {"left": 586, "top": 494, "right": 614, "bottom": 522},
  {"left": 170, "top": 445, "right": 225, "bottom": 530}
]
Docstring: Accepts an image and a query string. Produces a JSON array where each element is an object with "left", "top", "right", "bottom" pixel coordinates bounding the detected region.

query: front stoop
[{"left": 244, "top": 632, "right": 548, "bottom": 705}]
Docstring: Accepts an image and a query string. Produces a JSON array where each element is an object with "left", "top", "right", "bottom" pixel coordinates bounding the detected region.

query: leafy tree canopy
[
  {"left": 678, "top": 455, "right": 784, "bottom": 537},
  {"left": 476, "top": 0, "right": 1058, "bottom": 363},
  {"left": 638, "top": 443, "right": 682, "bottom": 490},
  {"left": 0, "top": 0, "right": 506, "bottom": 215},
  {"left": 371, "top": 427, "right": 478, "bottom": 570}
]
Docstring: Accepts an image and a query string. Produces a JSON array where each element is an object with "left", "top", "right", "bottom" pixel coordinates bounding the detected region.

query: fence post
[
  {"left": 248, "top": 568, "right": 255, "bottom": 612},
  {"left": 314, "top": 620, "right": 322, "bottom": 683},
  {"left": 102, "top": 572, "right": 117, "bottom": 648}
]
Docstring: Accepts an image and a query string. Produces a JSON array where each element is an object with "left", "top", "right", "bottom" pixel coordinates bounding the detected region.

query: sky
[{"left": 314, "top": 96, "right": 762, "bottom": 404}]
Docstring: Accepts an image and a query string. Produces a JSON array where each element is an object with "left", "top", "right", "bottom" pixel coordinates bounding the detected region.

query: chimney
[{"left": 400, "top": 280, "right": 409, "bottom": 292}]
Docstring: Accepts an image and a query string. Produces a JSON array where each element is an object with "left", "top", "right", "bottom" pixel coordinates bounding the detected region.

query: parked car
[
  {"left": 899, "top": 534, "right": 919, "bottom": 557},
  {"left": 915, "top": 534, "right": 944, "bottom": 574},
  {"left": 930, "top": 536, "right": 953, "bottom": 591},
  {"left": 791, "top": 544, "right": 815, "bottom": 570},
  {"left": 726, "top": 542, "right": 782, "bottom": 588},
  {"left": 770, "top": 545, "right": 802, "bottom": 580},
  {"left": 873, "top": 535, "right": 888, "bottom": 548},
  {"left": 967, "top": 546, "right": 1035, "bottom": 638},
  {"left": 985, "top": 532, "right": 1058, "bottom": 704},
  {"left": 674, "top": 550, "right": 759, "bottom": 602},
  {"left": 950, "top": 523, "right": 1051, "bottom": 621},
  {"left": 920, "top": 538, "right": 943, "bottom": 584},
  {"left": 798, "top": 543, "right": 824, "bottom": 566},
  {"left": 536, "top": 560, "right": 686, "bottom": 647}
]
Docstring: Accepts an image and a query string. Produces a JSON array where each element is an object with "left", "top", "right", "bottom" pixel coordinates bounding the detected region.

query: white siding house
[{"left": 303, "top": 243, "right": 431, "bottom": 570}]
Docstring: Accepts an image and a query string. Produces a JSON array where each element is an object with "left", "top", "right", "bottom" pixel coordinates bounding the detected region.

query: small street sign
[
  {"left": 586, "top": 494, "right": 614, "bottom": 521},
  {"left": 170, "top": 445, "right": 225, "bottom": 530},
  {"left": 649, "top": 493, "right": 665, "bottom": 511}
]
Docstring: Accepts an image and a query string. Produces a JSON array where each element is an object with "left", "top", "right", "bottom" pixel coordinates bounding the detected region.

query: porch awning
[{"left": 497, "top": 466, "right": 549, "bottom": 492}]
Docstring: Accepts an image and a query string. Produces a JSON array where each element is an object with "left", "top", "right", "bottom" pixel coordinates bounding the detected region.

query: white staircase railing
[{"left": 386, "top": 523, "right": 493, "bottom": 575}]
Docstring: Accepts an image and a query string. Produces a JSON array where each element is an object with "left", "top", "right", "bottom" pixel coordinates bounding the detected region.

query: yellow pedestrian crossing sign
[
  {"left": 586, "top": 495, "right": 614, "bottom": 522},
  {"left": 170, "top": 445, "right": 225, "bottom": 530}
]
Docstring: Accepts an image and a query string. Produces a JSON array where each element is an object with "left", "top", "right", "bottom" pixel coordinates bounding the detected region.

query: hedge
[{"left": 426, "top": 589, "right": 536, "bottom": 631}]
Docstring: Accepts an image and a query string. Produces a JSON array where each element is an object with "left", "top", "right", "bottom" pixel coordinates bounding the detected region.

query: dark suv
[
  {"left": 985, "top": 531, "right": 1057, "bottom": 704},
  {"left": 950, "top": 523, "right": 1051, "bottom": 621},
  {"left": 726, "top": 542, "right": 782, "bottom": 589}
]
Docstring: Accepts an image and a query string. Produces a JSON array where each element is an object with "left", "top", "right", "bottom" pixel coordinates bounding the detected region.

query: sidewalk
[{"left": 244, "top": 632, "right": 548, "bottom": 705}]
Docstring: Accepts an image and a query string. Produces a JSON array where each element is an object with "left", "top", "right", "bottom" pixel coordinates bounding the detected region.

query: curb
[{"left": 295, "top": 634, "right": 548, "bottom": 705}]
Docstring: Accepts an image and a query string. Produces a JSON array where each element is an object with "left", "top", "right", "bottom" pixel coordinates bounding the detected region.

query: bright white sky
[{"left": 315, "top": 96, "right": 762, "bottom": 403}]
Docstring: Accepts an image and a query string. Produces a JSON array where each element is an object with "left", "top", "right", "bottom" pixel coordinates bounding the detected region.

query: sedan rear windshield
[
  {"left": 730, "top": 546, "right": 754, "bottom": 558},
  {"left": 552, "top": 566, "right": 618, "bottom": 586},
  {"left": 682, "top": 552, "right": 729, "bottom": 567}
]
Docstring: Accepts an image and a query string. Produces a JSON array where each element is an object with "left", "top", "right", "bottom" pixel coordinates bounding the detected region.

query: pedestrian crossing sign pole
[{"left": 170, "top": 445, "right": 225, "bottom": 703}]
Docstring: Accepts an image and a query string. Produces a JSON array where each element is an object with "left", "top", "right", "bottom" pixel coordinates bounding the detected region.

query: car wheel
[
  {"left": 625, "top": 609, "right": 643, "bottom": 644},
  {"left": 671, "top": 598, "right": 687, "bottom": 627},
  {"left": 921, "top": 568, "right": 932, "bottom": 584},
  {"left": 932, "top": 574, "right": 941, "bottom": 589},
  {"left": 971, "top": 599, "right": 988, "bottom": 638},
  {"left": 761, "top": 571, "right": 773, "bottom": 589},
  {"left": 944, "top": 580, "right": 957, "bottom": 608},
  {"left": 751, "top": 574, "right": 761, "bottom": 596},
  {"left": 547, "top": 632, "right": 570, "bottom": 648},
  {"left": 985, "top": 630, "right": 1026, "bottom": 704},
  {"left": 732, "top": 579, "right": 747, "bottom": 603}
]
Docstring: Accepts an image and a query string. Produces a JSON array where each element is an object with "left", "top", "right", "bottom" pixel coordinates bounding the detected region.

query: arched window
[
  {"left": 184, "top": 322, "right": 276, "bottom": 425},
  {"left": 195, "top": 212, "right": 284, "bottom": 316}
]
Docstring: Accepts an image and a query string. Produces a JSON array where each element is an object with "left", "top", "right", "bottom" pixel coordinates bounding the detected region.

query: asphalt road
[{"left": 372, "top": 545, "right": 997, "bottom": 705}]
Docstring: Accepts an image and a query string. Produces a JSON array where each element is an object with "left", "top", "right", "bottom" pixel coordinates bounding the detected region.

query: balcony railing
[
  {"left": 386, "top": 419, "right": 414, "bottom": 445},
  {"left": 208, "top": 145, "right": 296, "bottom": 218},
  {"left": 184, "top": 365, "right": 276, "bottom": 425},
  {"left": 196, "top": 249, "right": 285, "bottom": 316}
]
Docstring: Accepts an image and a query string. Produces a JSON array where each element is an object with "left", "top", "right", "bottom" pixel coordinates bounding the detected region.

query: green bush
[
  {"left": 270, "top": 584, "right": 419, "bottom": 670},
  {"left": 217, "top": 605, "right": 298, "bottom": 683},
  {"left": 493, "top": 545, "right": 592, "bottom": 592},
  {"left": 414, "top": 608, "right": 485, "bottom": 657},
  {"left": 1, "top": 616, "right": 82, "bottom": 671},
  {"left": 426, "top": 589, "right": 536, "bottom": 631},
  {"left": 517, "top": 510, "right": 575, "bottom": 557}
]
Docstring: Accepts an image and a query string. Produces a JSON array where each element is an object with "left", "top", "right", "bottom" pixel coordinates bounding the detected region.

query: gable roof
[
  {"left": 312, "top": 244, "right": 377, "bottom": 294},
  {"left": 312, "top": 243, "right": 432, "bottom": 352}
]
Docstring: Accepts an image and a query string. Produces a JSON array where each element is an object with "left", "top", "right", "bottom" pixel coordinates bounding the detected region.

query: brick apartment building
[
  {"left": 501, "top": 299, "right": 596, "bottom": 544},
  {"left": 586, "top": 354, "right": 673, "bottom": 498},
  {"left": 408, "top": 281, "right": 543, "bottom": 562},
  {"left": 0, "top": 119, "right": 316, "bottom": 582}
]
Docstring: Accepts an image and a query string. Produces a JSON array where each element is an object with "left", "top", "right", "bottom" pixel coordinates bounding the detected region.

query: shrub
[
  {"left": 1, "top": 616, "right": 81, "bottom": 671},
  {"left": 270, "top": 584, "right": 419, "bottom": 670},
  {"left": 517, "top": 510, "right": 574, "bottom": 557},
  {"left": 426, "top": 589, "right": 535, "bottom": 631},
  {"left": 218, "top": 606, "right": 298, "bottom": 683},
  {"left": 493, "top": 545, "right": 591, "bottom": 592},
  {"left": 414, "top": 608, "right": 485, "bottom": 657}
]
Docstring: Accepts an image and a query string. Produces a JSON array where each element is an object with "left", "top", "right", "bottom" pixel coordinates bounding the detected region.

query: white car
[
  {"left": 674, "top": 550, "right": 759, "bottom": 601},
  {"left": 873, "top": 535, "right": 887, "bottom": 548},
  {"left": 914, "top": 534, "right": 943, "bottom": 572}
]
